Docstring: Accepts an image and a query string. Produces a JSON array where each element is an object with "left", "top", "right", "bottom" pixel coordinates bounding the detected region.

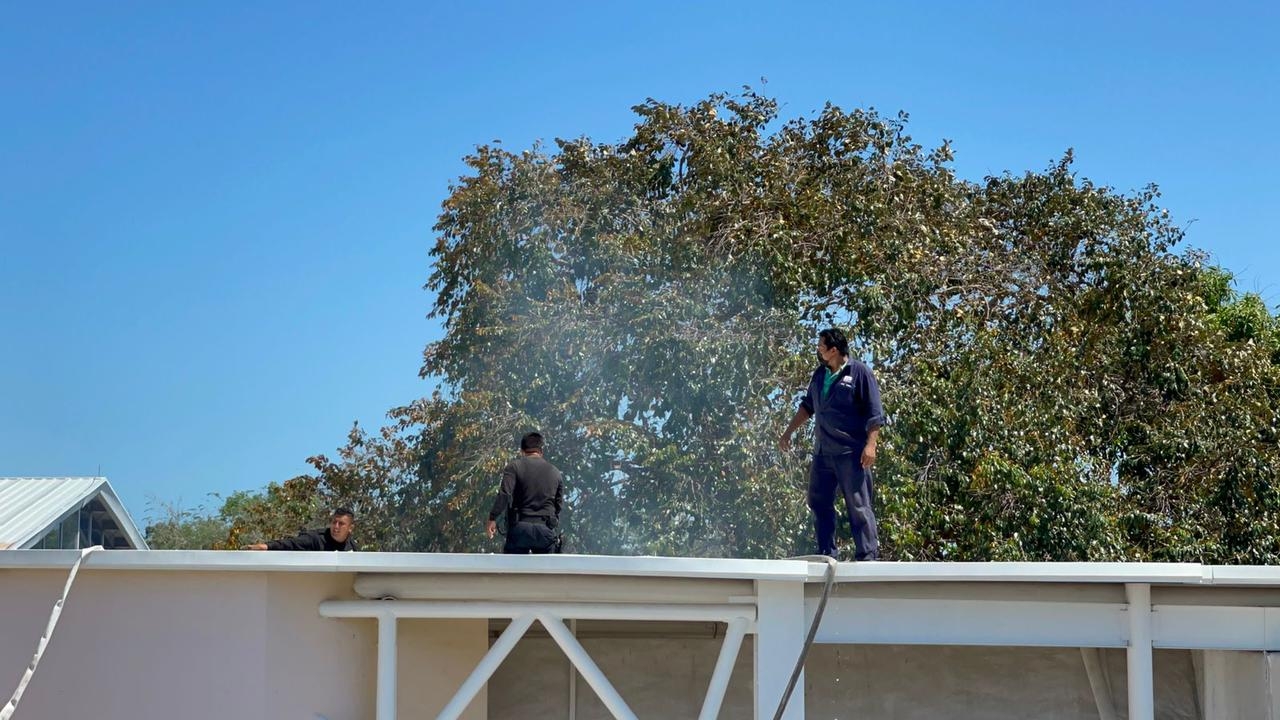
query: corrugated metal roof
[{"left": 0, "top": 477, "right": 147, "bottom": 549}]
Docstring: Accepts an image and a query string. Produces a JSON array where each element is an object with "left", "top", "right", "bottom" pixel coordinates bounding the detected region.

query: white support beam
[
  {"left": 1153, "top": 605, "right": 1280, "bottom": 650},
  {"left": 436, "top": 614, "right": 535, "bottom": 720},
  {"left": 538, "top": 612, "right": 638, "bottom": 720},
  {"left": 698, "top": 616, "right": 748, "bottom": 720},
  {"left": 376, "top": 613, "right": 397, "bottom": 720},
  {"left": 319, "top": 600, "right": 754, "bottom": 625},
  {"left": 809, "top": 597, "right": 1127, "bottom": 647},
  {"left": 1126, "top": 583, "right": 1154, "bottom": 720},
  {"left": 755, "top": 580, "right": 805, "bottom": 720}
]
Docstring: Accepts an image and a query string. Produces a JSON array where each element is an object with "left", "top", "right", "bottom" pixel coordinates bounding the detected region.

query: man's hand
[
  {"left": 779, "top": 433, "right": 793, "bottom": 452},
  {"left": 861, "top": 441, "right": 877, "bottom": 469},
  {"left": 485, "top": 519, "right": 497, "bottom": 539},
  {"left": 242, "top": 543, "right": 268, "bottom": 551}
]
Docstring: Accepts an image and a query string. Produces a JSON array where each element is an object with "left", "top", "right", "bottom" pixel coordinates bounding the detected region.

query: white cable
[{"left": 1, "top": 545, "right": 101, "bottom": 720}]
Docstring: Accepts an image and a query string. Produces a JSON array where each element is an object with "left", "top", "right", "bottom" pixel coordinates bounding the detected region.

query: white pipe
[
  {"left": 1125, "top": 583, "right": 1153, "bottom": 720},
  {"left": 1080, "top": 647, "right": 1119, "bottom": 720},
  {"left": 698, "top": 616, "right": 748, "bottom": 720},
  {"left": 437, "top": 614, "right": 535, "bottom": 720},
  {"left": 376, "top": 613, "right": 397, "bottom": 720},
  {"left": 320, "top": 600, "right": 754, "bottom": 624},
  {"left": 537, "top": 612, "right": 638, "bottom": 720},
  {"left": 2, "top": 546, "right": 100, "bottom": 720}
]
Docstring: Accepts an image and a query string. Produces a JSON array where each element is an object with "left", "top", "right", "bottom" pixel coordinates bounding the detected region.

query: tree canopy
[{"left": 213, "top": 90, "right": 1280, "bottom": 562}]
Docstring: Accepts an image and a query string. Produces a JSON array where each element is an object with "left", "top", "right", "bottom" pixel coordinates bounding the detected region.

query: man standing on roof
[
  {"left": 242, "top": 508, "right": 358, "bottom": 551},
  {"left": 779, "top": 328, "right": 885, "bottom": 560},
  {"left": 486, "top": 432, "right": 564, "bottom": 554}
]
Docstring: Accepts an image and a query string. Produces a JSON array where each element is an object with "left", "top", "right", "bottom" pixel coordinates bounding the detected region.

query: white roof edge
[
  {"left": 831, "top": 561, "right": 1210, "bottom": 584},
  {"left": 0, "top": 550, "right": 814, "bottom": 580},
  {"left": 1205, "top": 566, "right": 1280, "bottom": 585},
  {"left": 4, "top": 551, "right": 1280, "bottom": 585}
]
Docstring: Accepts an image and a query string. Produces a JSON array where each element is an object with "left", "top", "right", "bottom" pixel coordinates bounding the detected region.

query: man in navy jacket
[{"left": 780, "top": 328, "right": 885, "bottom": 560}]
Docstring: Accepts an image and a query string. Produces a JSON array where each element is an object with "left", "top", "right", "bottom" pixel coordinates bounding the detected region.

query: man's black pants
[{"left": 503, "top": 518, "right": 559, "bottom": 554}]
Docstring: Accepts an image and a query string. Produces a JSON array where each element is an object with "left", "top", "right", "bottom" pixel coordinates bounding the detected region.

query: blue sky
[{"left": 2, "top": 1, "right": 1277, "bottom": 524}]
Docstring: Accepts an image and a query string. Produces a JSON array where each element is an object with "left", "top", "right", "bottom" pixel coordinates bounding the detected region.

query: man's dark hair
[
  {"left": 521, "top": 432, "right": 545, "bottom": 452},
  {"left": 332, "top": 507, "right": 355, "bottom": 522},
  {"left": 819, "top": 328, "right": 850, "bottom": 357}
]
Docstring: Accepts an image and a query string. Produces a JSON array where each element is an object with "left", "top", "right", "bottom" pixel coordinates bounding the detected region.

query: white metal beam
[
  {"left": 756, "top": 580, "right": 805, "bottom": 720},
  {"left": 320, "top": 600, "right": 754, "bottom": 625},
  {"left": 436, "top": 614, "right": 535, "bottom": 720},
  {"left": 698, "top": 616, "right": 748, "bottom": 720},
  {"left": 808, "top": 597, "right": 1128, "bottom": 647},
  {"left": 537, "top": 612, "right": 638, "bottom": 720},
  {"left": 376, "top": 613, "right": 396, "bottom": 720},
  {"left": 1153, "top": 605, "right": 1280, "bottom": 650}
]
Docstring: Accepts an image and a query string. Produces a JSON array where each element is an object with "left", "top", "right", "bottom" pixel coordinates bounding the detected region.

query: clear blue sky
[{"left": 2, "top": 1, "right": 1277, "bottom": 525}]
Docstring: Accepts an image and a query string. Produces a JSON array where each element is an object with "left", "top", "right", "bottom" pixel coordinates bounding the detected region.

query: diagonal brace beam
[
  {"left": 436, "top": 614, "right": 536, "bottom": 720},
  {"left": 698, "top": 616, "right": 748, "bottom": 720},
  {"left": 537, "top": 612, "right": 639, "bottom": 720}
]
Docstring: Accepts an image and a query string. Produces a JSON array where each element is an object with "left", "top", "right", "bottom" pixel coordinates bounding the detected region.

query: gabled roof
[{"left": 0, "top": 477, "right": 148, "bottom": 550}]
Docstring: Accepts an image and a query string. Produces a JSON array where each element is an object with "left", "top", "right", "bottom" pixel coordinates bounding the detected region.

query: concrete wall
[
  {"left": 0, "top": 568, "right": 486, "bottom": 720},
  {"left": 1196, "top": 650, "right": 1277, "bottom": 720},
  {"left": 489, "top": 635, "right": 754, "bottom": 719},
  {"left": 806, "top": 645, "right": 1197, "bottom": 720},
  {"left": 488, "top": 635, "right": 1202, "bottom": 720}
]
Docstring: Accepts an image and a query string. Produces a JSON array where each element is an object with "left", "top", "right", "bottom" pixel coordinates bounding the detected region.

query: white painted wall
[
  {"left": 1, "top": 569, "right": 270, "bottom": 719},
  {"left": 0, "top": 569, "right": 486, "bottom": 720}
]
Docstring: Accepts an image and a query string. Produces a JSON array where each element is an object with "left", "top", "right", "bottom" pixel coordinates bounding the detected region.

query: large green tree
[{"left": 225, "top": 90, "right": 1280, "bottom": 561}]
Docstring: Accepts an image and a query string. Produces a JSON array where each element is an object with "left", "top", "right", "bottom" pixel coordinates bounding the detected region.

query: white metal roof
[{"left": 0, "top": 477, "right": 148, "bottom": 550}]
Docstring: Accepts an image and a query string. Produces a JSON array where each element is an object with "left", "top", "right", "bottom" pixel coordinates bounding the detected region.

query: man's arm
[
  {"left": 780, "top": 374, "right": 816, "bottom": 452},
  {"left": 861, "top": 367, "right": 885, "bottom": 469},
  {"left": 486, "top": 463, "right": 518, "bottom": 539},
  {"left": 245, "top": 531, "right": 323, "bottom": 551},
  {"left": 779, "top": 407, "right": 812, "bottom": 452}
]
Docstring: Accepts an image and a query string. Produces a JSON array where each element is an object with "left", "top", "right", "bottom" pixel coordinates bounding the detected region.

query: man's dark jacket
[
  {"left": 265, "top": 529, "right": 357, "bottom": 551},
  {"left": 489, "top": 454, "right": 564, "bottom": 526},
  {"left": 800, "top": 358, "right": 885, "bottom": 456}
]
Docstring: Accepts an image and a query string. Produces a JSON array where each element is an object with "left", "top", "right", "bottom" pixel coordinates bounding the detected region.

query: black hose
[{"left": 772, "top": 554, "right": 838, "bottom": 720}]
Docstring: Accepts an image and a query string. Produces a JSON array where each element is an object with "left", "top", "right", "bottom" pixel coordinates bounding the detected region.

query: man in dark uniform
[
  {"left": 486, "top": 432, "right": 564, "bottom": 554},
  {"left": 779, "top": 328, "right": 885, "bottom": 560},
  {"left": 242, "top": 508, "right": 358, "bottom": 551}
]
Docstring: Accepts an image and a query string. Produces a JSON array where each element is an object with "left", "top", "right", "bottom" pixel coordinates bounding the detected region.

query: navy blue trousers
[{"left": 807, "top": 453, "right": 879, "bottom": 560}]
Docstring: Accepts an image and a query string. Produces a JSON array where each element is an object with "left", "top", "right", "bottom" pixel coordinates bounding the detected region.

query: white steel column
[
  {"left": 376, "top": 612, "right": 397, "bottom": 720},
  {"left": 569, "top": 619, "right": 579, "bottom": 720},
  {"left": 538, "top": 612, "right": 638, "bottom": 720},
  {"left": 755, "top": 580, "right": 806, "bottom": 720},
  {"left": 698, "top": 615, "right": 748, "bottom": 720},
  {"left": 436, "top": 614, "right": 536, "bottom": 720},
  {"left": 1125, "top": 583, "right": 1154, "bottom": 720}
]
